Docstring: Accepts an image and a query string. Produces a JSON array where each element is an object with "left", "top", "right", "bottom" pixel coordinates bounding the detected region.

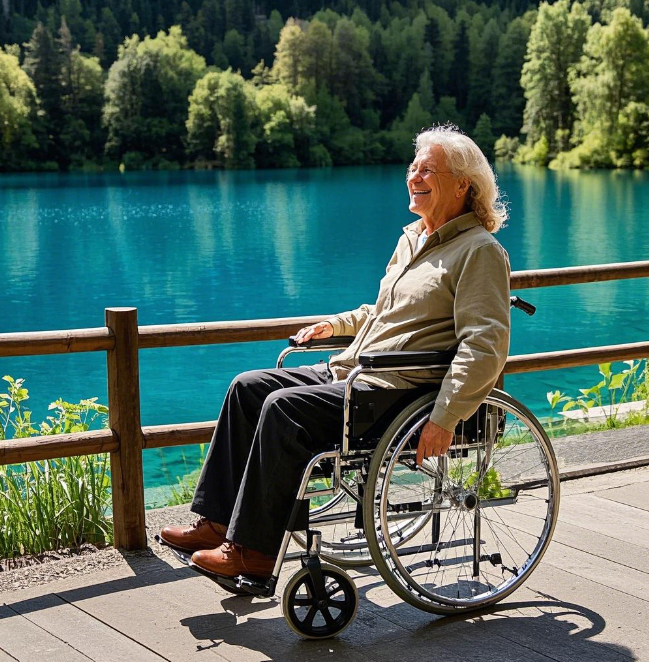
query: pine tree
[
  {"left": 466, "top": 18, "right": 501, "bottom": 126},
  {"left": 448, "top": 12, "right": 470, "bottom": 112},
  {"left": 491, "top": 13, "right": 533, "bottom": 136},
  {"left": 472, "top": 112, "right": 496, "bottom": 160},
  {"left": 23, "top": 22, "right": 64, "bottom": 164}
]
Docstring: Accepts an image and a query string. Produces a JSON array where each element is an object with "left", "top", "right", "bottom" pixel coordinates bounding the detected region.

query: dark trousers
[{"left": 191, "top": 364, "right": 372, "bottom": 557}]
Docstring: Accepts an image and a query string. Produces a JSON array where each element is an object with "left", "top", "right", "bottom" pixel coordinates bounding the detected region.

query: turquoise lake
[{"left": 1, "top": 165, "right": 648, "bottom": 501}]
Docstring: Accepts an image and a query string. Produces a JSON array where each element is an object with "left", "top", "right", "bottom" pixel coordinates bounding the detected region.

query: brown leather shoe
[
  {"left": 159, "top": 517, "right": 227, "bottom": 553},
  {"left": 191, "top": 542, "right": 276, "bottom": 579}
]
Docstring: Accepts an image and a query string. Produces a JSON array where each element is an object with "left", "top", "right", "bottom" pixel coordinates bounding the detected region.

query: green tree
[
  {"left": 331, "top": 17, "right": 377, "bottom": 125},
  {"left": 272, "top": 18, "right": 305, "bottom": 93},
  {"left": 491, "top": 13, "right": 535, "bottom": 136},
  {"left": 302, "top": 19, "right": 333, "bottom": 93},
  {"left": 472, "top": 112, "right": 496, "bottom": 161},
  {"left": 424, "top": 6, "right": 454, "bottom": 101},
  {"left": 22, "top": 21, "right": 63, "bottom": 165},
  {"left": 571, "top": 8, "right": 649, "bottom": 137},
  {"left": 0, "top": 48, "right": 38, "bottom": 170},
  {"left": 222, "top": 28, "right": 248, "bottom": 73},
  {"left": 255, "top": 83, "right": 317, "bottom": 167},
  {"left": 448, "top": 11, "right": 471, "bottom": 112},
  {"left": 467, "top": 17, "right": 501, "bottom": 126},
  {"left": 103, "top": 26, "right": 206, "bottom": 164},
  {"left": 98, "top": 7, "right": 122, "bottom": 67},
  {"left": 186, "top": 69, "right": 257, "bottom": 168},
  {"left": 62, "top": 49, "right": 105, "bottom": 163},
  {"left": 431, "top": 96, "right": 463, "bottom": 128},
  {"left": 389, "top": 91, "right": 432, "bottom": 162},
  {"left": 520, "top": 0, "right": 591, "bottom": 157},
  {"left": 554, "top": 8, "right": 649, "bottom": 168}
]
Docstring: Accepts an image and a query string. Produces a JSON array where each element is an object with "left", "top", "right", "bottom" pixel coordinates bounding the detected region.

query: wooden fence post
[{"left": 105, "top": 307, "right": 147, "bottom": 550}]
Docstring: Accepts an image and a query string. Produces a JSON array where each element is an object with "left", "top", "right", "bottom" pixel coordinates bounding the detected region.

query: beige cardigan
[{"left": 326, "top": 211, "right": 511, "bottom": 432}]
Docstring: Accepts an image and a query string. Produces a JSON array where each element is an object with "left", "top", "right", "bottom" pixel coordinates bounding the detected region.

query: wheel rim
[
  {"left": 367, "top": 391, "right": 560, "bottom": 611},
  {"left": 283, "top": 565, "right": 358, "bottom": 638}
]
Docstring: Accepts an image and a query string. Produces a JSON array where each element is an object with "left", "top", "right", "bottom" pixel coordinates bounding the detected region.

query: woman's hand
[
  {"left": 416, "top": 420, "right": 454, "bottom": 465},
  {"left": 294, "top": 321, "right": 334, "bottom": 344}
]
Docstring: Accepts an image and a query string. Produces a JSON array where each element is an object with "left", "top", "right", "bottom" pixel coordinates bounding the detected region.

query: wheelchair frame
[{"left": 165, "top": 296, "right": 560, "bottom": 639}]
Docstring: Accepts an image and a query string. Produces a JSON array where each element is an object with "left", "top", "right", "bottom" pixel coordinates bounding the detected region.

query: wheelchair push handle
[{"left": 510, "top": 296, "right": 536, "bottom": 316}]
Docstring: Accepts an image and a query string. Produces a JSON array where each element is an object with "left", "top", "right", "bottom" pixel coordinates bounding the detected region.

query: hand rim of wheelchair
[{"left": 363, "top": 388, "right": 560, "bottom": 613}]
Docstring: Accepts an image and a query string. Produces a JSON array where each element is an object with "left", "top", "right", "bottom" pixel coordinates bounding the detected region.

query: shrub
[
  {"left": 494, "top": 135, "right": 521, "bottom": 160},
  {"left": 0, "top": 376, "right": 113, "bottom": 558}
]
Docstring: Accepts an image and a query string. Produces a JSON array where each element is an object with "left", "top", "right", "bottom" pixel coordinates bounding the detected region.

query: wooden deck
[{"left": 1, "top": 467, "right": 648, "bottom": 662}]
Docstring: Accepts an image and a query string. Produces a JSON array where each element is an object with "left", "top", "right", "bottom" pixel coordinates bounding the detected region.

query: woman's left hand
[
  {"left": 294, "top": 321, "right": 334, "bottom": 344},
  {"left": 416, "top": 421, "right": 454, "bottom": 465}
]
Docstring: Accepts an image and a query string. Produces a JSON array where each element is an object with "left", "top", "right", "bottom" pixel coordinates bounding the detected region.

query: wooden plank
[
  {"left": 40, "top": 565, "right": 241, "bottom": 662},
  {"left": 106, "top": 308, "right": 146, "bottom": 550},
  {"left": 510, "top": 260, "right": 649, "bottom": 289},
  {"left": 8, "top": 594, "right": 165, "bottom": 662},
  {"left": 0, "top": 328, "right": 112, "bottom": 358},
  {"left": 142, "top": 421, "right": 216, "bottom": 449},
  {"left": 526, "top": 562, "right": 649, "bottom": 660},
  {"left": 559, "top": 493, "right": 649, "bottom": 544},
  {"left": 475, "top": 578, "right": 645, "bottom": 662},
  {"left": 494, "top": 505, "right": 649, "bottom": 575},
  {"left": 0, "top": 429, "right": 117, "bottom": 466},
  {"left": 137, "top": 314, "right": 328, "bottom": 349},
  {"left": 559, "top": 466, "right": 649, "bottom": 497},
  {"left": 505, "top": 341, "right": 649, "bottom": 374},
  {"left": 598, "top": 481, "right": 649, "bottom": 512},
  {"left": 0, "top": 604, "right": 91, "bottom": 662}
]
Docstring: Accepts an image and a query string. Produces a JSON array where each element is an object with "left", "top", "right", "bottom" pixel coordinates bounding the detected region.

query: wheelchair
[{"left": 164, "top": 296, "right": 560, "bottom": 639}]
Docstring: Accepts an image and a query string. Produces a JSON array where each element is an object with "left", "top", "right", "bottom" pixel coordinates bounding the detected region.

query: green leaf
[
  {"left": 547, "top": 390, "right": 560, "bottom": 407},
  {"left": 599, "top": 363, "right": 612, "bottom": 378},
  {"left": 609, "top": 373, "right": 626, "bottom": 390}
]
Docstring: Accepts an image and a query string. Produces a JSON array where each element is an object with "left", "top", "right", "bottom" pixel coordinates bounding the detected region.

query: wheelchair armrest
[
  {"left": 358, "top": 349, "right": 456, "bottom": 369},
  {"left": 288, "top": 335, "right": 356, "bottom": 349}
]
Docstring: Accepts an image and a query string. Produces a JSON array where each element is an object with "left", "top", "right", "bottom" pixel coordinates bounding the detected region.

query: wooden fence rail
[{"left": 1, "top": 260, "right": 649, "bottom": 550}]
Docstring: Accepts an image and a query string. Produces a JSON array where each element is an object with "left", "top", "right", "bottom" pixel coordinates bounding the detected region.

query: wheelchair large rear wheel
[
  {"left": 364, "top": 389, "right": 560, "bottom": 613},
  {"left": 292, "top": 467, "right": 432, "bottom": 567}
]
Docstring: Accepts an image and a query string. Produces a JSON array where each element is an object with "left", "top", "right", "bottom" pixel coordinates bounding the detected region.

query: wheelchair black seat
[{"left": 349, "top": 387, "right": 434, "bottom": 449}]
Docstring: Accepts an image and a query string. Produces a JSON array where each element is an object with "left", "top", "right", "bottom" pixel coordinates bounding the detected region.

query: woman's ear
[{"left": 456, "top": 177, "right": 471, "bottom": 198}]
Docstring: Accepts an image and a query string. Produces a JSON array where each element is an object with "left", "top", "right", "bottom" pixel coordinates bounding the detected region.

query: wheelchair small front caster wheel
[{"left": 282, "top": 563, "right": 358, "bottom": 638}]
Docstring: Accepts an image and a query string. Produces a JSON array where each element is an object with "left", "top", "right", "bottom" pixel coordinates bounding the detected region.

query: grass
[{"left": 0, "top": 456, "right": 113, "bottom": 558}]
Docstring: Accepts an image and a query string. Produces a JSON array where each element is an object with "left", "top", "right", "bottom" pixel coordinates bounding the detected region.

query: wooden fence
[{"left": 1, "top": 260, "right": 649, "bottom": 550}]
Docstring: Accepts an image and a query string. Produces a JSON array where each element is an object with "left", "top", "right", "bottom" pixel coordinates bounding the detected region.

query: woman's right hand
[{"left": 294, "top": 321, "right": 334, "bottom": 344}]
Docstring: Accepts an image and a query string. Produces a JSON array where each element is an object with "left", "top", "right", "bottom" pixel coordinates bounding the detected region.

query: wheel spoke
[{"left": 302, "top": 605, "right": 318, "bottom": 628}]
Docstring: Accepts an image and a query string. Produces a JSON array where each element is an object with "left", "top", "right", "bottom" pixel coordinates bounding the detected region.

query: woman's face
[{"left": 407, "top": 145, "right": 468, "bottom": 226}]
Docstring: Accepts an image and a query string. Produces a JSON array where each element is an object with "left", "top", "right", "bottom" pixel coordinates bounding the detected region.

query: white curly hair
[{"left": 414, "top": 124, "right": 508, "bottom": 233}]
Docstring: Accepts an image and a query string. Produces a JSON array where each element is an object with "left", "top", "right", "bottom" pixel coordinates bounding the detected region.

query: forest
[{"left": 1, "top": 0, "right": 649, "bottom": 171}]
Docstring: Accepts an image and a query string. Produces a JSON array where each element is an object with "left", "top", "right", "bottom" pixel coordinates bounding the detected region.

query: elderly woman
[{"left": 160, "top": 124, "right": 511, "bottom": 580}]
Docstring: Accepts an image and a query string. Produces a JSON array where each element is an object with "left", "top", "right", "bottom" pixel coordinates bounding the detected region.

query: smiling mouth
[{"left": 412, "top": 190, "right": 431, "bottom": 195}]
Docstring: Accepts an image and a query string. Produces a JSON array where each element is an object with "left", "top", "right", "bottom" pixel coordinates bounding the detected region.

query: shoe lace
[
  {"left": 189, "top": 517, "right": 209, "bottom": 530},
  {"left": 220, "top": 541, "right": 238, "bottom": 558}
]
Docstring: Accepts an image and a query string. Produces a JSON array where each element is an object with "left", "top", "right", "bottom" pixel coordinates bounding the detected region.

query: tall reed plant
[{"left": 0, "top": 376, "right": 113, "bottom": 559}]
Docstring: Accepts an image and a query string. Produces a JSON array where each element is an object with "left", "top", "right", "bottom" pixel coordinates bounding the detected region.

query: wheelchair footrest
[
  {"left": 187, "top": 559, "right": 275, "bottom": 597},
  {"left": 154, "top": 534, "right": 193, "bottom": 565}
]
